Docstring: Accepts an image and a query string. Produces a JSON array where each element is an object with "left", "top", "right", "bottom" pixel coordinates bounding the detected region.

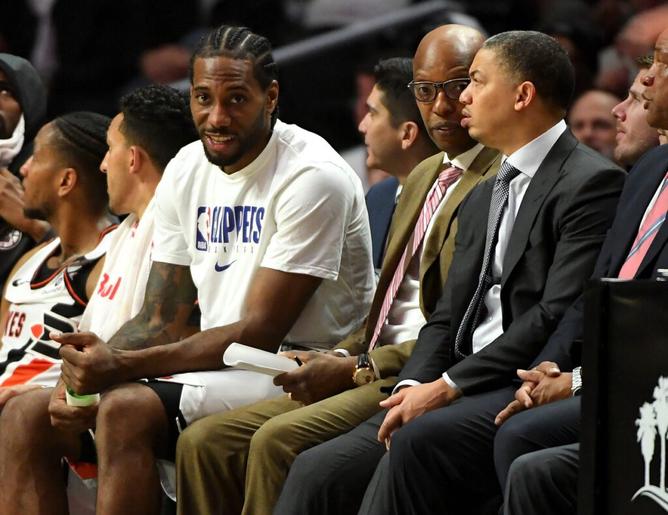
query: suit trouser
[
  {"left": 275, "top": 386, "right": 516, "bottom": 515},
  {"left": 175, "top": 378, "right": 394, "bottom": 515},
  {"left": 493, "top": 397, "right": 580, "bottom": 515},
  {"left": 274, "top": 409, "right": 388, "bottom": 515},
  {"left": 504, "top": 443, "right": 579, "bottom": 515},
  {"left": 493, "top": 396, "right": 580, "bottom": 491}
]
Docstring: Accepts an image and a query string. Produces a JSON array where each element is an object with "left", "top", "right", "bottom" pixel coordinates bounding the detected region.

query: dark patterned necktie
[{"left": 453, "top": 161, "right": 521, "bottom": 359}]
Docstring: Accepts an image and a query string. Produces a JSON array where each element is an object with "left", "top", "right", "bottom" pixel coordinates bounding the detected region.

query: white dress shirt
[{"left": 441, "top": 120, "right": 568, "bottom": 389}]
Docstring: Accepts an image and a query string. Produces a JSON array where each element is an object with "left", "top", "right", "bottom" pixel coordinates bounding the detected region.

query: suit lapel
[
  {"left": 501, "top": 131, "right": 578, "bottom": 286},
  {"left": 631, "top": 155, "right": 668, "bottom": 275},
  {"left": 609, "top": 159, "right": 668, "bottom": 274},
  {"left": 421, "top": 147, "right": 501, "bottom": 279},
  {"left": 638, "top": 219, "right": 668, "bottom": 275},
  {"left": 364, "top": 153, "right": 444, "bottom": 342}
]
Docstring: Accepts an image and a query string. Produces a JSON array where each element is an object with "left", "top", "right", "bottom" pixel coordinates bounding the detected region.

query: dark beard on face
[
  {"left": 23, "top": 206, "right": 48, "bottom": 221},
  {"left": 201, "top": 140, "right": 244, "bottom": 168},
  {"left": 200, "top": 108, "right": 270, "bottom": 169},
  {"left": 0, "top": 117, "right": 9, "bottom": 139}
]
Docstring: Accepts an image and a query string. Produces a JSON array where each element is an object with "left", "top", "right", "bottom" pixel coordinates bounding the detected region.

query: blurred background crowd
[{"left": 2, "top": 0, "right": 666, "bottom": 189}]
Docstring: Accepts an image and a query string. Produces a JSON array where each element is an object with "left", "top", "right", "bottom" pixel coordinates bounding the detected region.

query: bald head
[
  {"left": 411, "top": 24, "right": 484, "bottom": 157},
  {"left": 569, "top": 89, "right": 619, "bottom": 158},
  {"left": 415, "top": 25, "right": 485, "bottom": 72}
]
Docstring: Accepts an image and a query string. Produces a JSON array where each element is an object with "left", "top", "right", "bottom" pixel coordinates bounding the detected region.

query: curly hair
[{"left": 119, "top": 85, "right": 197, "bottom": 171}]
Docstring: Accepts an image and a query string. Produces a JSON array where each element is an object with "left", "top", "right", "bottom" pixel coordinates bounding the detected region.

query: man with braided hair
[
  {"left": 0, "top": 25, "right": 373, "bottom": 515},
  {"left": 0, "top": 111, "right": 114, "bottom": 407}
]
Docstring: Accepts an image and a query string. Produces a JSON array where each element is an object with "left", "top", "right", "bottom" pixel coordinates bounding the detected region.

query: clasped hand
[{"left": 494, "top": 361, "right": 572, "bottom": 426}]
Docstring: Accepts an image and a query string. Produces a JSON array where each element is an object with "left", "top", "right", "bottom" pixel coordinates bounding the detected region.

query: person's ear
[
  {"left": 57, "top": 168, "right": 77, "bottom": 197},
  {"left": 128, "top": 146, "right": 144, "bottom": 175},
  {"left": 400, "top": 121, "right": 420, "bottom": 150},
  {"left": 266, "top": 80, "right": 279, "bottom": 116},
  {"left": 514, "top": 81, "right": 536, "bottom": 112}
]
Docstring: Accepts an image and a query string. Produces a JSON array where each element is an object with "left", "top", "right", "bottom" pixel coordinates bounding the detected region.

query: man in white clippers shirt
[{"left": 1, "top": 24, "right": 375, "bottom": 515}]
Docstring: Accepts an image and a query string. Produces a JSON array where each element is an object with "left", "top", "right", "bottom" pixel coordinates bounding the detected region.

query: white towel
[{"left": 79, "top": 198, "right": 155, "bottom": 341}]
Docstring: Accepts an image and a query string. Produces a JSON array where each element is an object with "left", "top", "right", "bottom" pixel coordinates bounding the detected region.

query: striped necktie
[
  {"left": 618, "top": 171, "right": 668, "bottom": 279},
  {"left": 453, "top": 161, "right": 521, "bottom": 359},
  {"left": 368, "top": 164, "right": 463, "bottom": 351}
]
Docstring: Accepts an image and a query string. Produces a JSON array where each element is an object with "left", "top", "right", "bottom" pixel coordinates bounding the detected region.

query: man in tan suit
[{"left": 176, "top": 24, "right": 501, "bottom": 515}]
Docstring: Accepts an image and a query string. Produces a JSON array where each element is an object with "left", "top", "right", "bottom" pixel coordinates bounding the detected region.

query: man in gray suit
[{"left": 274, "top": 30, "right": 626, "bottom": 515}]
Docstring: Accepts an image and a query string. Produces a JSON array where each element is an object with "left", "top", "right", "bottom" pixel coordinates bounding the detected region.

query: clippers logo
[{"left": 196, "top": 204, "right": 265, "bottom": 253}]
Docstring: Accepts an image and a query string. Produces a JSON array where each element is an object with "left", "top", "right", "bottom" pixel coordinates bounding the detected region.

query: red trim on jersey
[
  {"left": 29, "top": 245, "right": 62, "bottom": 289},
  {"left": 30, "top": 224, "right": 118, "bottom": 290},
  {"left": 63, "top": 271, "right": 87, "bottom": 307},
  {"left": 0, "top": 359, "right": 55, "bottom": 386},
  {"left": 98, "top": 223, "right": 118, "bottom": 242}
]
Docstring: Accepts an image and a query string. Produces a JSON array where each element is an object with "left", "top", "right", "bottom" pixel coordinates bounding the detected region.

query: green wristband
[{"left": 65, "top": 387, "right": 100, "bottom": 407}]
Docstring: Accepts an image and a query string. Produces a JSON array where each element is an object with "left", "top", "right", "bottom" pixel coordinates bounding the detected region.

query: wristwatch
[
  {"left": 352, "top": 353, "right": 376, "bottom": 386},
  {"left": 571, "top": 366, "right": 583, "bottom": 396}
]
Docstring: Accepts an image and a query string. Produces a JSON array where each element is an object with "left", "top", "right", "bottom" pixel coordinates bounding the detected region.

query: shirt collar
[
  {"left": 443, "top": 143, "right": 484, "bottom": 171},
  {"left": 503, "top": 120, "right": 567, "bottom": 179}
]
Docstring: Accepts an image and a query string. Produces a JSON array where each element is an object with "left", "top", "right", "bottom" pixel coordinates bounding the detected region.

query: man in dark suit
[
  {"left": 361, "top": 58, "right": 438, "bottom": 270},
  {"left": 274, "top": 30, "right": 625, "bottom": 515},
  {"left": 366, "top": 176, "right": 399, "bottom": 269},
  {"left": 493, "top": 36, "right": 668, "bottom": 515}
]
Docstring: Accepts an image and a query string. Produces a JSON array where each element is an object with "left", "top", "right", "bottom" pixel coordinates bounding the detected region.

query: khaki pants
[{"left": 175, "top": 377, "right": 395, "bottom": 515}]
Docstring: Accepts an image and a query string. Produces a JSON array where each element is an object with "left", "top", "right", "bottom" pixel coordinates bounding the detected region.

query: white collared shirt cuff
[
  {"left": 333, "top": 349, "right": 350, "bottom": 357},
  {"left": 442, "top": 372, "right": 460, "bottom": 391},
  {"left": 392, "top": 379, "right": 420, "bottom": 395}
]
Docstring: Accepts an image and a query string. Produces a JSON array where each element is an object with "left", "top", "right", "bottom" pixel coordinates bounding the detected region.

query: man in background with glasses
[{"left": 176, "top": 24, "right": 501, "bottom": 515}]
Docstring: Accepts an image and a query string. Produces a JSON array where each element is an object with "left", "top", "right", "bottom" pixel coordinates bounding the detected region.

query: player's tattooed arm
[{"left": 108, "top": 262, "right": 198, "bottom": 350}]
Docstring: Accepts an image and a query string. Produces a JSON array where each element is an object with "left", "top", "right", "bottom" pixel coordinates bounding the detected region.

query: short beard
[
  {"left": 201, "top": 142, "right": 244, "bottom": 168},
  {"left": 0, "top": 118, "right": 9, "bottom": 140},
  {"left": 200, "top": 108, "right": 270, "bottom": 169},
  {"left": 23, "top": 206, "right": 49, "bottom": 222}
]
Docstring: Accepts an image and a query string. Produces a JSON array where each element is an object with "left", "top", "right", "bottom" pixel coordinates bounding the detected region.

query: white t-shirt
[{"left": 153, "top": 120, "right": 375, "bottom": 348}]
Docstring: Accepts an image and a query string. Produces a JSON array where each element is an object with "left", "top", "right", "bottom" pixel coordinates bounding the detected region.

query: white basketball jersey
[{"left": 0, "top": 229, "right": 113, "bottom": 387}]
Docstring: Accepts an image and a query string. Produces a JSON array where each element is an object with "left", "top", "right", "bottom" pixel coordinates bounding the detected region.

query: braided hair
[
  {"left": 190, "top": 25, "right": 279, "bottom": 126},
  {"left": 51, "top": 111, "right": 110, "bottom": 213}
]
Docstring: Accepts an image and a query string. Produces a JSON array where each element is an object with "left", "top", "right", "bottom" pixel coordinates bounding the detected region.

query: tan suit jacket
[{"left": 335, "top": 146, "right": 501, "bottom": 376}]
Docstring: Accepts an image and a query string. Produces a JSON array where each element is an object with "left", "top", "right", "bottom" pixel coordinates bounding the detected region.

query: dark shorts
[{"left": 77, "top": 380, "right": 186, "bottom": 464}]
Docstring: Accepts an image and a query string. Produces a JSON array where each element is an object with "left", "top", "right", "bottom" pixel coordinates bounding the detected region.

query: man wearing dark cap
[{"left": 0, "top": 54, "right": 48, "bottom": 290}]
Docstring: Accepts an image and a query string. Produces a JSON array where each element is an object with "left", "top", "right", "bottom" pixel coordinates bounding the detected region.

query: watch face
[{"left": 354, "top": 368, "right": 375, "bottom": 386}]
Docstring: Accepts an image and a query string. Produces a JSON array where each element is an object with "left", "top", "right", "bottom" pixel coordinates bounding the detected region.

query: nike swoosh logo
[{"left": 214, "top": 260, "right": 236, "bottom": 272}]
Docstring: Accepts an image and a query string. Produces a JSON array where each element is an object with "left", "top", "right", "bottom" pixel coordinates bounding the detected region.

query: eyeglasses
[{"left": 407, "top": 78, "right": 471, "bottom": 102}]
